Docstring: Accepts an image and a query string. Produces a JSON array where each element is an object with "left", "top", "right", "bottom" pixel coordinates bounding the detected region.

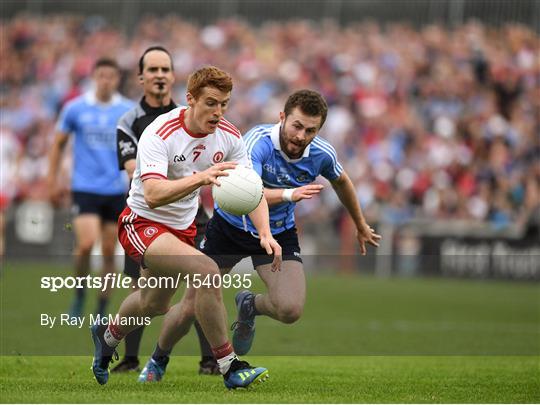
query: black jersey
[{"left": 116, "top": 96, "right": 177, "bottom": 170}]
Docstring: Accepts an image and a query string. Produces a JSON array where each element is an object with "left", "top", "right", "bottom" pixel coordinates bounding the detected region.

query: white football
[{"left": 212, "top": 165, "right": 264, "bottom": 216}]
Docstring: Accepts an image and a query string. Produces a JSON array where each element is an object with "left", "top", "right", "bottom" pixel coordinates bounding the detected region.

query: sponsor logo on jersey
[
  {"left": 193, "top": 144, "right": 206, "bottom": 151},
  {"left": 84, "top": 128, "right": 116, "bottom": 149},
  {"left": 174, "top": 154, "right": 186, "bottom": 163},
  {"left": 263, "top": 163, "right": 276, "bottom": 174},
  {"left": 98, "top": 114, "right": 109, "bottom": 126},
  {"left": 80, "top": 112, "right": 93, "bottom": 123},
  {"left": 179, "top": 191, "right": 199, "bottom": 201},
  {"left": 296, "top": 172, "right": 310, "bottom": 182},
  {"left": 277, "top": 173, "right": 291, "bottom": 185},
  {"left": 119, "top": 140, "right": 135, "bottom": 156}
]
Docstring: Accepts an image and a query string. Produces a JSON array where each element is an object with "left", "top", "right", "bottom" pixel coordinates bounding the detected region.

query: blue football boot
[
  {"left": 138, "top": 357, "right": 169, "bottom": 382},
  {"left": 90, "top": 323, "right": 118, "bottom": 385},
  {"left": 223, "top": 359, "right": 269, "bottom": 389},
  {"left": 231, "top": 290, "right": 256, "bottom": 355}
]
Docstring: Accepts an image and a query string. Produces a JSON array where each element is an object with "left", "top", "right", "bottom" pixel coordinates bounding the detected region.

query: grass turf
[
  {"left": 1, "top": 262, "right": 539, "bottom": 402},
  {"left": 1, "top": 356, "right": 539, "bottom": 403}
]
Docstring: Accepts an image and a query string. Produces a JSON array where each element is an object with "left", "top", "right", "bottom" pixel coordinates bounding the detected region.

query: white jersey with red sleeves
[{"left": 127, "top": 106, "right": 250, "bottom": 230}]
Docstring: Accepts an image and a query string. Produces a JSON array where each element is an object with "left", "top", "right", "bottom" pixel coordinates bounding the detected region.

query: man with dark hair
[
  {"left": 93, "top": 57, "right": 122, "bottom": 71},
  {"left": 140, "top": 89, "right": 380, "bottom": 382},
  {"left": 113, "top": 46, "right": 217, "bottom": 374},
  {"left": 47, "top": 57, "right": 134, "bottom": 317},
  {"left": 90, "top": 65, "right": 281, "bottom": 389}
]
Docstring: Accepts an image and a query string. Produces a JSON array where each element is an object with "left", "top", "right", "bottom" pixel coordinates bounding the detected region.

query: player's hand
[
  {"left": 259, "top": 235, "right": 282, "bottom": 272},
  {"left": 292, "top": 184, "right": 324, "bottom": 202},
  {"left": 46, "top": 178, "right": 64, "bottom": 207},
  {"left": 198, "top": 162, "right": 237, "bottom": 186},
  {"left": 356, "top": 224, "right": 381, "bottom": 256}
]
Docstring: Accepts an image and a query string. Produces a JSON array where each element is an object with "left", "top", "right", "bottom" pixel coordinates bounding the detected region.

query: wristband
[{"left": 282, "top": 188, "right": 295, "bottom": 202}]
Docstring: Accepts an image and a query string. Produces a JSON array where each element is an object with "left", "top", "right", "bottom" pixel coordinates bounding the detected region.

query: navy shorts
[
  {"left": 194, "top": 205, "right": 210, "bottom": 248},
  {"left": 123, "top": 254, "right": 140, "bottom": 279},
  {"left": 200, "top": 212, "right": 302, "bottom": 269},
  {"left": 72, "top": 192, "right": 125, "bottom": 223}
]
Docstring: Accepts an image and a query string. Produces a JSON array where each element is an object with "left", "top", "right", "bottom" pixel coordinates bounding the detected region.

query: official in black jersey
[{"left": 113, "top": 46, "right": 214, "bottom": 374}]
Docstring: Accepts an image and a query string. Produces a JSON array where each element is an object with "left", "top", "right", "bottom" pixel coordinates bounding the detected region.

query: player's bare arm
[
  {"left": 123, "top": 159, "right": 136, "bottom": 180},
  {"left": 46, "top": 131, "right": 69, "bottom": 205},
  {"left": 330, "top": 172, "right": 381, "bottom": 255},
  {"left": 248, "top": 197, "right": 282, "bottom": 272},
  {"left": 263, "top": 184, "right": 324, "bottom": 206},
  {"left": 143, "top": 161, "right": 237, "bottom": 208}
]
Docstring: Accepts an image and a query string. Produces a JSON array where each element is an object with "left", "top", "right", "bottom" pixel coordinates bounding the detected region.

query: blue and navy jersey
[
  {"left": 217, "top": 123, "right": 344, "bottom": 235},
  {"left": 57, "top": 92, "right": 135, "bottom": 195}
]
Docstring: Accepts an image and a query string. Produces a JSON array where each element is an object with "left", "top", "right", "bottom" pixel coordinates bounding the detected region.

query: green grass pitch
[{"left": 1, "top": 262, "right": 539, "bottom": 403}]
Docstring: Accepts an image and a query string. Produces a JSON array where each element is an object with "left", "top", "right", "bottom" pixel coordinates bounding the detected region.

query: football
[{"left": 212, "top": 165, "right": 264, "bottom": 215}]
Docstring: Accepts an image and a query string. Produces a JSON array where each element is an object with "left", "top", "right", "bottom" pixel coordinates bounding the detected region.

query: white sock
[
  {"left": 217, "top": 352, "right": 237, "bottom": 375},
  {"left": 103, "top": 326, "right": 121, "bottom": 348}
]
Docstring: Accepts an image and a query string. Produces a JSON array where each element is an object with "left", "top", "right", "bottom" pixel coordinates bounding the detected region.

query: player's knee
[
  {"left": 141, "top": 300, "right": 169, "bottom": 317},
  {"left": 101, "top": 244, "right": 116, "bottom": 258},
  {"left": 199, "top": 258, "right": 220, "bottom": 277},
  {"left": 195, "top": 260, "right": 221, "bottom": 289},
  {"left": 76, "top": 240, "right": 95, "bottom": 256},
  {"left": 177, "top": 308, "right": 195, "bottom": 324},
  {"left": 277, "top": 304, "right": 303, "bottom": 324},
  {"left": 177, "top": 301, "right": 196, "bottom": 323}
]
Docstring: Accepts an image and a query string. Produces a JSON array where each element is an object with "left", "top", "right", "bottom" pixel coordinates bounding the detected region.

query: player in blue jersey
[
  {"left": 47, "top": 58, "right": 134, "bottom": 317},
  {"left": 137, "top": 89, "right": 380, "bottom": 382}
]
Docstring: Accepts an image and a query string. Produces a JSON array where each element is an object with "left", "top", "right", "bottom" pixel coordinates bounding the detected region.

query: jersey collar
[
  {"left": 140, "top": 96, "right": 176, "bottom": 114},
  {"left": 270, "top": 123, "right": 311, "bottom": 163},
  {"left": 179, "top": 108, "right": 209, "bottom": 138}
]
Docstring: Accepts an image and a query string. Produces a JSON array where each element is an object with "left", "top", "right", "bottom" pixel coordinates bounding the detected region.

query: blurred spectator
[
  {"left": 1, "top": 15, "right": 538, "bottom": 244},
  {"left": 0, "top": 126, "right": 22, "bottom": 257}
]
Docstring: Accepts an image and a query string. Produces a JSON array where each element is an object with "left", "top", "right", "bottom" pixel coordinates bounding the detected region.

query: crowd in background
[{"left": 1, "top": 14, "right": 539, "bottom": 234}]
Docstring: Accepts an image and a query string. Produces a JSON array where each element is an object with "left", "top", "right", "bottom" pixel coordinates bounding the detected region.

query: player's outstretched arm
[
  {"left": 248, "top": 197, "right": 282, "bottom": 272},
  {"left": 263, "top": 184, "right": 324, "bottom": 206},
  {"left": 143, "top": 162, "right": 237, "bottom": 208},
  {"left": 330, "top": 172, "right": 381, "bottom": 255}
]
